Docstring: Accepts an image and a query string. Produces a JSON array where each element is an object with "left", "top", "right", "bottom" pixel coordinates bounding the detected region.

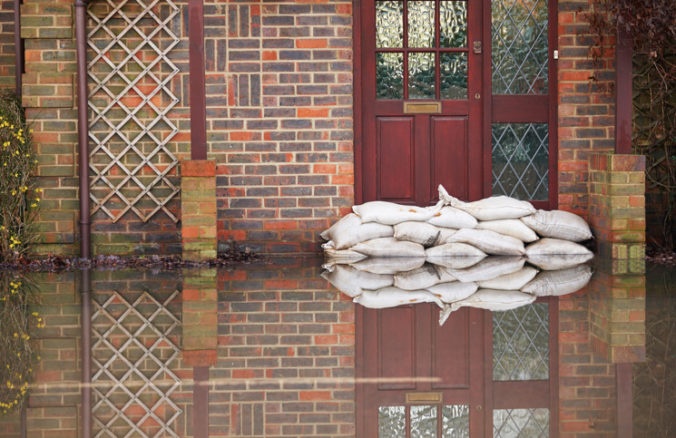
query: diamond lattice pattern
[
  {"left": 91, "top": 289, "right": 182, "bottom": 437},
  {"left": 87, "top": 0, "right": 181, "bottom": 223}
]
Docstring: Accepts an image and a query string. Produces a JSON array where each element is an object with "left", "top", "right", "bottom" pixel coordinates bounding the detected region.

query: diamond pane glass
[
  {"left": 377, "top": 1, "right": 404, "bottom": 48},
  {"left": 494, "top": 408, "right": 550, "bottom": 437},
  {"left": 492, "top": 0, "right": 549, "bottom": 94},
  {"left": 440, "top": 53, "right": 467, "bottom": 99},
  {"left": 492, "top": 123, "right": 549, "bottom": 200},
  {"left": 411, "top": 405, "right": 437, "bottom": 437},
  {"left": 443, "top": 405, "right": 470, "bottom": 437},
  {"left": 377, "top": 52, "right": 404, "bottom": 99},
  {"left": 408, "top": 1, "right": 436, "bottom": 48},
  {"left": 379, "top": 406, "right": 406, "bottom": 437},
  {"left": 409, "top": 52, "right": 436, "bottom": 99},
  {"left": 493, "top": 302, "right": 549, "bottom": 381},
  {"left": 440, "top": 1, "right": 467, "bottom": 48}
]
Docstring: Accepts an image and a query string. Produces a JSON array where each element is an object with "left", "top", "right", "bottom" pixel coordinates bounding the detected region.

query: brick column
[
  {"left": 589, "top": 153, "right": 646, "bottom": 263},
  {"left": 181, "top": 160, "right": 217, "bottom": 261},
  {"left": 181, "top": 269, "right": 218, "bottom": 366}
]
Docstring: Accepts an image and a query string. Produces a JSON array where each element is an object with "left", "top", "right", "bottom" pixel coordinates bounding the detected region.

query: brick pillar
[
  {"left": 589, "top": 153, "right": 646, "bottom": 262},
  {"left": 181, "top": 160, "right": 217, "bottom": 261},
  {"left": 182, "top": 270, "right": 218, "bottom": 367}
]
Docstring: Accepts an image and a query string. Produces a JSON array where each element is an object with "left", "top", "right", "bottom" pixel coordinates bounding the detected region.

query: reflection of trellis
[
  {"left": 87, "top": 0, "right": 181, "bottom": 223},
  {"left": 91, "top": 289, "right": 182, "bottom": 437}
]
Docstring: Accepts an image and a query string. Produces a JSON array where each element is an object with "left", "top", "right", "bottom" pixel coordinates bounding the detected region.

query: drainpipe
[
  {"left": 14, "top": 0, "right": 24, "bottom": 96},
  {"left": 75, "top": 0, "right": 91, "bottom": 259},
  {"left": 615, "top": 26, "right": 632, "bottom": 154}
]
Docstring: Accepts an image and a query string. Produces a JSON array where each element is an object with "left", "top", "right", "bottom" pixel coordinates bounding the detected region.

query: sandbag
[
  {"left": 476, "top": 219, "right": 539, "bottom": 243},
  {"left": 448, "top": 228, "right": 526, "bottom": 256},
  {"left": 320, "top": 213, "right": 394, "bottom": 249},
  {"left": 527, "top": 253, "right": 594, "bottom": 270},
  {"left": 394, "top": 264, "right": 441, "bottom": 290},
  {"left": 394, "top": 221, "right": 440, "bottom": 247},
  {"left": 427, "top": 206, "right": 478, "bottom": 229},
  {"left": 439, "top": 289, "right": 536, "bottom": 325},
  {"left": 477, "top": 266, "right": 539, "bottom": 290},
  {"left": 525, "top": 238, "right": 593, "bottom": 256},
  {"left": 521, "top": 264, "right": 593, "bottom": 296},
  {"left": 428, "top": 255, "right": 486, "bottom": 270},
  {"left": 521, "top": 209, "right": 593, "bottom": 242},
  {"left": 354, "top": 287, "right": 443, "bottom": 309},
  {"left": 321, "top": 246, "right": 368, "bottom": 264},
  {"left": 353, "top": 200, "right": 440, "bottom": 225},
  {"left": 425, "top": 242, "right": 487, "bottom": 258},
  {"left": 438, "top": 185, "right": 536, "bottom": 220},
  {"left": 427, "top": 281, "right": 478, "bottom": 303},
  {"left": 351, "top": 237, "right": 426, "bottom": 258},
  {"left": 434, "top": 228, "right": 458, "bottom": 245},
  {"left": 350, "top": 256, "right": 426, "bottom": 275},
  {"left": 449, "top": 256, "right": 525, "bottom": 283},
  {"left": 321, "top": 264, "right": 393, "bottom": 297}
]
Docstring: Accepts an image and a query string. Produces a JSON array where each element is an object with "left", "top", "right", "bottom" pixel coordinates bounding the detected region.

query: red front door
[{"left": 358, "top": 0, "right": 484, "bottom": 205}]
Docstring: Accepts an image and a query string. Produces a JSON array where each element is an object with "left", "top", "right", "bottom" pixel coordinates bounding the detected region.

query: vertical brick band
[{"left": 181, "top": 160, "right": 218, "bottom": 261}]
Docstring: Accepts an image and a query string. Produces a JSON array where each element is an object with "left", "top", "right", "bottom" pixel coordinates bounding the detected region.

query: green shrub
[{"left": 0, "top": 93, "right": 39, "bottom": 262}]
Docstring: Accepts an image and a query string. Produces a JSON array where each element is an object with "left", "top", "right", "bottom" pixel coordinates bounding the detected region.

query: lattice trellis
[
  {"left": 87, "top": 0, "right": 181, "bottom": 223},
  {"left": 91, "top": 289, "right": 182, "bottom": 437}
]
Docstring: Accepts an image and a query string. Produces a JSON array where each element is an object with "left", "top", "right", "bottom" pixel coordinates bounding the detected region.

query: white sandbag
[
  {"left": 448, "top": 228, "right": 526, "bottom": 256},
  {"left": 321, "top": 264, "right": 393, "bottom": 298},
  {"left": 439, "top": 289, "right": 536, "bottom": 325},
  {"left": 438, "top": 185, "right": 536, "bottom": 220},
  {"left": 476, "top": 219, "right": 539, "bottom": 243},
  {"left": 427, "top": 281, "right": 478, "bottom": 303},
  {"left": 434, "top": 228, "right": 458, "bottom": 245},
  {"left": 394, "top": 264, "right": 441, "bottom": 290},
  {"left": 527, "top": 253, "right": 594, "bottom": 270},
  {"left": 525, "top": 238, "right": 593, "bottom": 256},
  {"left": 450, "top": 256, "right": 525, "bottom": 283},
  {"left": 428, "top": 255, "right": 486, "bottom": 270},
  {"left": 476, "top": 266, "right": 539, "bottom": 290},
  {"left": 320, "top": 213, "right": 394, "bottom": 249},
  {"left": 427, "top": 206, "right": 478, "bottom": 229},
  {"left": 433, "top": 265, "right": 458, "bottom": 282},
  {"left": 351, "top": 237, "right": 426, "bottom": 258},
  {"left": 354, "top": 287, "right": 444, "bottom": 309},
  {"left": 353, "top": 200, "right": 440, "bottom": 225},
  {"left": 351, "top": 256, "right": 426, "bottom": 275},
  {"left": 521, "top": 264, "right": 593, "bottom": 296},
  {"left": 521, "top": 209, "right": 593, "bottom": 242},
  {"left": 321, "top": 246, "right": 368, "bottom": 264},
  {"left": 394, "top": 221, "right": 440, "bottom": 247},
  {"left": 425, "top": 242, "right": 487, "bottom": 258}
]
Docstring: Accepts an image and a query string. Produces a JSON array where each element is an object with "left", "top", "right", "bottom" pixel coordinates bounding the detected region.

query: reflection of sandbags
[
  {"left": 351, "top": 237, "right": 426, "bottom": 258},
  {"left": 448, "top": 228, "right": 526, "bottom": 256},
  {"left": 427, "top": 206, "right": 478, "bottom": 229},
  {"left": 449, "top": 256, "right": 525, "bottom": 283},
  {"left": 427, "top": 255, "right": 486, "bottom": 270},
  {"left": 476, "top": 219, "right": 539, "bottom": 242},
  {"left": 521, "top": 209, "right": 593, "bottom": 242},
  {"left": 439, "top": 185, "right": 536, "bottom": 220},
  {"left": 427, "top": 281, "right": 478, "bottom": 303},
  {"left": 320, "top": 213, "right": 393, "bottom": 249},
  {"left": 394, "top": 264, "right": 441, "bottom": 290},
  {"left": 527, "top": 253, "right": 594, "bottom": 270},
  {"left": 425, "top": 242, "right": 487, "bottom": 258},
  {"left": 477, "top": 266, "right": 539, "bottom": 290},
  {"left": 394, "top": 221, "right": 440, "bottom": 247},
  {"left": 434, "top": 228, "right": 458, "bottom": 245},
  {"left": 439, "top": 289, "right": 536, "bottom": 325},
  {"left": 525, "top": 238, "right": 593, "bottom": 256},
  {"left": 521, "top": 264, "right": 593, "bottom": 296},
  {"left": 321, "top": 264, "right": 393, "bottom": 298},
  {"left": 321, "top": 247, "right": 367, "bottom": 264},
  {"left": 354, "top": 287, "right": 443, "bottom": 309},
  {"left": 351, "top": 256, "right": 426, "bottom": 275},
  {"left": 353, "top": 201, "right": 440, "bottom": 225}
]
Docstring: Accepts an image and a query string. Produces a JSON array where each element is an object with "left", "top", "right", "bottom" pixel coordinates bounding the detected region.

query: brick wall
[{"left": 0, "top": 0, "right": 16, "bottom": 89}]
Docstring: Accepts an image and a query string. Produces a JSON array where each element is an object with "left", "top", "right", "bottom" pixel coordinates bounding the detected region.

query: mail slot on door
[{"left": 403, "top": 101, "right": 442, "bottom": 114}]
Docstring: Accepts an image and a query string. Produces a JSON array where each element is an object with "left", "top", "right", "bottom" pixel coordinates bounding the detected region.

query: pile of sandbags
[{"left": 320, "top": 185, "right": 594, "bottom": 325}]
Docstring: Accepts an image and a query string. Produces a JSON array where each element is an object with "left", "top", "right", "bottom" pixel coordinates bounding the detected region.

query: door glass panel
[
  {"left": 440, "top": 1, "right": 467, "bottom": 48},
  {"left": 492, "top": 0, "right": 549, "bottom": 94},
  {"left": 409, "top": 52, "right": 436, "bottom": 99},
  {"left": 493, "top": 303, "right": 549, "bottom": 381},
  {"left": 440, "top": 52, "right": 467, "bottom": 99},
  {"left": 442, "top": 405, "right": 470, "bottom": 437},
  {"left": 379, "top": 405, "right": 406, "bottom": 437},
  {"left": 377, "top": 52, "right": 405, "bottom": 99},
  {"left": 377, "top": 1, "right": 404, "bottom": 48},
  {"left": 494, "top": 408, "right": 550, "bottom": 437},
  {"left": 411, "top": 405, "right": 438, "bottom": 437},
  {"left": 492, "top": 123, "right": 549, "bottom": 200},
  {"left": 408, "top": 1, "right": 436, "bottom": 48}
]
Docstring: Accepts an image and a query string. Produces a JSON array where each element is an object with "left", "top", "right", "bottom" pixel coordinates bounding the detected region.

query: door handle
[{"left": 473, "top": 41, "right": 482, "bottom": 54}]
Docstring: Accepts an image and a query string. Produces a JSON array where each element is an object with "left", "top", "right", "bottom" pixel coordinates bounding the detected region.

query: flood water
[{"left": 0, "top": 255, "right": 673, "bottom": 437}]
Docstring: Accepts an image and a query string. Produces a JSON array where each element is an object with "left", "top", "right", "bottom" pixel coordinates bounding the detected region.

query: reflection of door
[{"left": 358, "top": 0, "right": 483, "bottom": 205}]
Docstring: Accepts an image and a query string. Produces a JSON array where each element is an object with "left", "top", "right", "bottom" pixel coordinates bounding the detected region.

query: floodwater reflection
[{"left": 0, "top": 255, "right": 672, "bottom": 437}]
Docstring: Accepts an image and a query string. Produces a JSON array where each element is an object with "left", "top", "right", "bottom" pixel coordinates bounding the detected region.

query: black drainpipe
[{"left": 75, "top": 0, "right": 91, "bottom": 259}]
